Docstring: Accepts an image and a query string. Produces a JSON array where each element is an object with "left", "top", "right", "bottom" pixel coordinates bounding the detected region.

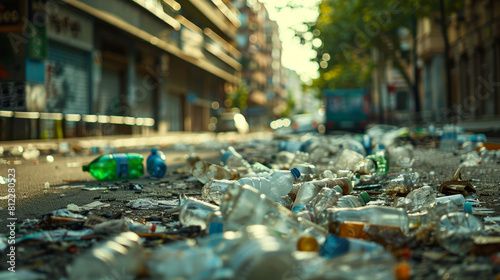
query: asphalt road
[{"left": 0, "top": 145, "right": 221, "bottom": 230}]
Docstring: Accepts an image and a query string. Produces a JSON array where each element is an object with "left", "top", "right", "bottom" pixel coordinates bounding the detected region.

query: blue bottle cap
[
  {"left": 208, "top": 222, "right": 223, "bottom": 234},
  {"left": 151, "top": 148, "right": 158, "bottom": 154},
  {"left": 292, "top": 205, "right": 306, "bottom": 213},
  {"left": 221, "top": 151, "right": 232, "bottom": 164},
  {"left": 464, "top": 202, "right": 473, "bottom": 214},
  {"left": 320, "top": 235, "right": 348, "bottom": 259},
  {"left": 290, "top": 168, "right": 301, "bottom": 179}
]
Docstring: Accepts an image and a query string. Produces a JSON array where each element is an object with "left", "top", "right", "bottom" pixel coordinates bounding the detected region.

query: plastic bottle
[
  {"left": 386, "top": 172, "right": 420, "bottom": 197},
  {"left": 192, "top": 160, "right": 238, "bottom": 184},
  {"left": 298, "top": 250, "right": 397, "bottom": 280},
  {"left": 333, "top": 149, "right": 365, "bottom": 172},
  {"left": 227, "top": 225, "right": 297, "bottom": 280},
  {"left": 435, "top": 212, "right": 484, "bottom": 255},
  {"left": 147, "top": 239, "right": 226, "bottom": 280},
  {"left": 366, "top": 150, "right": 389, "bottom": 177},
  {"left": 395, "top": 185, "right": 436, "bottom": 213},
  {"left": 361, "top": 134, "right": 372, "bottom": 155},
  {"left": 220, "top": 184, "right": 327, "bottom": 243},
  {"left": 279, "top": 140, "right": 304, "bottom": 153},
  {"left": 318, "top": 205, "right": 421, "bottom": 234},
  {"left": 307, "top": 187, "right": 344, "bottom": 217},
  {"left": 179, "top": 199, "right": 220, "bottom": 230},
  {"left": 207, "top": 164, "right": 239, "bottom": 181},
  {"left": 82, "top": 153, "right": 144, "bottom": 180},
  {"left": 202, "top": 179, "right": 241, "bottom": 205},
  {"left": 237, "top": 168, "right": 301, "bottom": 200},
  {"left": 331, "top": 191, "right": 370, "bottom": 208},
  {"left": 146, "top": 148, "right": 167, "bottom": 178},
  {"left": 319, "top": 234, "right": 386, "bottom": 259},
  {"left": 293, "top": 163, "right": 317, "bottom": 182},
  {"left": 291, "top": 179, "right": 343, "bottom": 213},
  {"left": 69, "top": 232, "right": 144, "bottom": 280},
  {"left": 354, "top": 158, "right": 377, "bottom": 175},
  {"left": 436, "top": 194, "right": 471, "bottom": 212},
  {"left": 440, "top": 124, "right": 458, "bottom": 153},
  {"left": 221, "top": 146, "right": 251, "bottom": 170}
]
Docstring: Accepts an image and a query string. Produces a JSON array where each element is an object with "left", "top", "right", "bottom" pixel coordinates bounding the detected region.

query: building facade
[
  {"left": 413, "top": 0, "right": 500, "bottom": 127},
  {"left": 0, "top": 0, "right": 242, "bottom": 140}
]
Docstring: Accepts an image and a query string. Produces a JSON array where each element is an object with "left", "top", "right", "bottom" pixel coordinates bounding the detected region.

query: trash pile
[{"left": 1, "top": 124, "right": 500, "bottom": 279}]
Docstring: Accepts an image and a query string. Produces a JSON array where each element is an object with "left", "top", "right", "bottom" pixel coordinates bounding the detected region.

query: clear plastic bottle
[
  {"left": 237, "top": 168, "right": 301, "bottom": 199},
  {"left": 146, "top": 148, "right": 167, "bottom": 178},
  {"left": 293, "top": 163, "right": 317, "bottom": 182},
  {"left": 331, "top": 191, "right": 370, "bottom": 208},
  {"left": 220, "top": 184, "right": 327, "bottom": 243},
  {"left": 221, "top": 146, "right": 251, "bottom": 170},
  {"left": 386, "top": 172, "right": 420, "bottom": 197},
  {"left": 207, "top": 164, "right": 239, "bottom": 181},
  {"left": 69, "top": 232, "right": 144, "bottom": 280},
  {"left": 305, "top": 250, "right": 397, "bottom": 280},
  {"left": 307, "top": 186, "right": 344, "bottom": 217},
  {"left": 292, "top": 179, "right": 344, "bottom": 213},
  {"left": 435, "top": 212, "right": 484, "bottom": 255},
  {"left": 318, "top": 205, "right": 420, "bottom": 234},
  {"left": 227, "top": 225, "right": 297, "bottom": 280},
  {"left": 191, "top": 160, "right": 213, "bottom": 184},
  {"left": 192, "top": 160, "right": 239, "bottom": 184},
  {"left": 436, "top": 194, "right": 466, "bottom": 208},
  {"left": 395, "top": 185, "right": 436, "bottom": 213},
  {"left": 179, "top": 199, "right": 220, "bottom": 230},
  {"left": 147, "top": 239, "right": 225, "bottom": 280},
  {"left": 440, "top": 124, "right": 458, "bottom": 153},
  {"left": 202, "top": 179, "right": 241, "bottom": 205}
]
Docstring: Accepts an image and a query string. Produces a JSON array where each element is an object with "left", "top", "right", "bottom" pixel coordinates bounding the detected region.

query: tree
[{"left": 309, "top": 0, "right": 465, "bottom": 112}]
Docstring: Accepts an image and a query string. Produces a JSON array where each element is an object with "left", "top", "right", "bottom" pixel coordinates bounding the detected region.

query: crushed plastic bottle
[
  {"left": 435, "top": 212, "right": 484, "bottom": 255},
  {"left": 307, "top": 186, "right": 344, "bottom": 217},
  {"left": 82, "top": 153, "right": 144, "bottom": 180},
  {"left": 179, "top": 199, "right": 220, "bottom": 230},
  {"left": 331, "top": 191, "right": 370, "bottom": 208},
  {"left": 237, "top": 168, "right": 300, "bottom": 200},
  {"left": 386, "top": 172, "right": 420, "bottom": 197},
  {"left": 192, "top": 160, "right": 238, "bottom": 184},
  {"left": 220, "top": 185, "right": 327, "bottom": 243},
  {"left": 202, "top": 179, "right": 241, "bottom": 205},
  {"left": 292, "top": 179, "right": 343, "bottom": 213},
  {"left": 146, "top": 148, "right": 167, "bottom": 178},
  {"left": 395, "top": 185, "right": 436, "bottom": 213},
  {"left": 221, "top": 146, "right": 251, "bottom": 170},
  {"left": 147, "top": 239, "right": 226, "bottom": 280},
  {"left": 69, "top": 232, "right": 144, "bottom": 280}
]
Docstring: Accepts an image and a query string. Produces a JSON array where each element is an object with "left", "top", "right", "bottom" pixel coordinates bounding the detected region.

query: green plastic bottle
[
  {"left": 82, "top": 153, "right": 144, "bottom": 180},
  {"left": 366, "top": 150, "right": 389, "bottom": 177}
]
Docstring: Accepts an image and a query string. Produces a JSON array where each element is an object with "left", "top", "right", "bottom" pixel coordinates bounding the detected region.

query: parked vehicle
[{"left": 323, "top": 88, "right": 370, "bottom": 133}]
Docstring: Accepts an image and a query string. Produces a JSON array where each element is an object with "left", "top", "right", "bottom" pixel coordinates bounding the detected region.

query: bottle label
[{"left": 114, "top": 154, "right": 129, "bottom": 178}]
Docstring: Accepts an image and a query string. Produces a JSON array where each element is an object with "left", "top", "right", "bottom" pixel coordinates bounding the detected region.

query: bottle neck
[{"left": 408, "top": 212, "right": 427, "bottom": 230}]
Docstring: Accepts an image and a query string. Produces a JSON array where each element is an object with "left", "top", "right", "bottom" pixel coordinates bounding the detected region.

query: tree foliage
[{"left": 310, "top": 0, "right": 465, "bottom": 91}]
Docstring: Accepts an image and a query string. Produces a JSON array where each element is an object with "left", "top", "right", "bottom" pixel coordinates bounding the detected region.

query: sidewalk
[{"left": 0, "top": 131, "right": 274, "bottom": 153}]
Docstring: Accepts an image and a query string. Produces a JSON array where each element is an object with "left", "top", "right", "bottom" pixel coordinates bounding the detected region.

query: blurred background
[{"left": 0, "top": 0, "right": 499, "bottom": 140}]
